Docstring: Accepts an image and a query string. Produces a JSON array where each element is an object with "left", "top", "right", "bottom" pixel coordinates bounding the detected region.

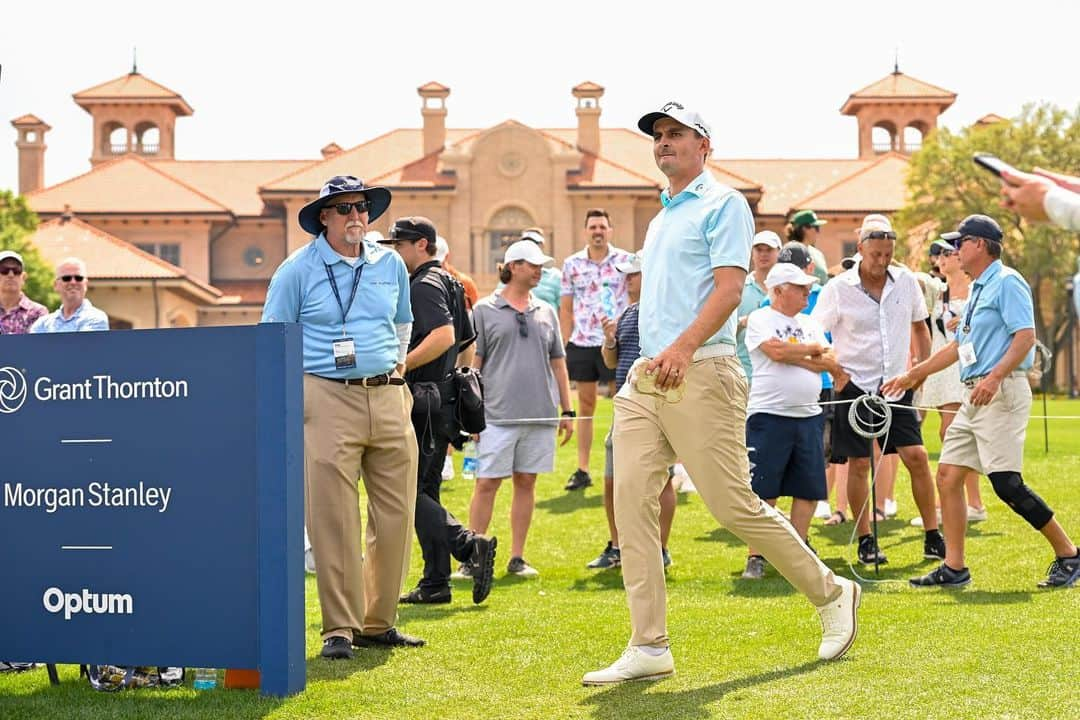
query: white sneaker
[
  {"left": 442, "top": 455, "right": 454, "bottom": 481},
  {"left": 814, "top": 501, "right": 832, "bottom": 520},
  {"left": 304, "top": 548, "right": 316, "bottom": 575},
  {"left": 909, "top": 508, "right": 942, "bottom": 528},
  {"left": 884, "top": 498, "right": 898, "bottom": 518},
  {"left": 967, "top": 505, "right": 988, "bottom": 522},
  {"left": 816, "top": 576, "right": 861, "bottom": 661},
  {"left": 582, "top": 646, "right": 675, "bottom": 686}
]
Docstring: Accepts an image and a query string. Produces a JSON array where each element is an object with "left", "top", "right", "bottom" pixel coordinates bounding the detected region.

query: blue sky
[{"left": 1, "top": 0, "right": 1077, "bottom": 193}]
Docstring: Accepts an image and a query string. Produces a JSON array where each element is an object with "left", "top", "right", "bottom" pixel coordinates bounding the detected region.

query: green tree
[
  {"left": 0, "top": 189, "right": 56, "bottom": 308},
  {"left": 895, "top": 103, "right": 1080, "bottom": 367}
]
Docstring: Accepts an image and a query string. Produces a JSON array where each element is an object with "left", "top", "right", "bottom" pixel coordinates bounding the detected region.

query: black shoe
[
  {"left": 398, "top": 586, "right": 451, "bottom": 604},
  {"left": 471, "top": 535, "right": 498, "bottom": 604},
  {"left": 910, "top": 564, "right": 971, "bottom": 588},
  {"left": 565, "top": 469, "right": 593, "bottom": 491},
  {"left": 352, "top": 627, "right": 426, "bottom": 648},
  {"left": 924, "top": 531, "right": 946, "bottom": 560},
  {"left": 1037, "top": 552, "right": 1080, "bottom": 588},
  {"left": 321, "top": 636, "right": 354, "bottom": 660},
  {"left": 857, "top": 534, "right": 888, "bottom": 566}
]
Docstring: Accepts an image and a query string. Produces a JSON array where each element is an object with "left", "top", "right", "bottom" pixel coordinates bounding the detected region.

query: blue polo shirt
[
  {"left": 29, "top": 298, "right": 109, "bottom": 333},
  {"left": 638, "top": 170, "right": 753, "bottom": 358},
  {"left": 261, "top": 234, "right": 413, "bottom": 377},
  {"left": 736, "top": 275, "right": 768, "bottom": 379},
  {"left": 954, "top": 259, "right": 1034, "bottom": 380}
]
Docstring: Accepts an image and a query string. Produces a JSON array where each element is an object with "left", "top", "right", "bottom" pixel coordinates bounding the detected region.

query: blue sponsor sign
[{"left": 0, "top": 324, "right": 304, "bottom": 697}]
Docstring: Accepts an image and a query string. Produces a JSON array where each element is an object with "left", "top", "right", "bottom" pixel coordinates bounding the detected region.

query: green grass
[{"left": 4, "top": 397, "right": 1080, "bottom": 719}]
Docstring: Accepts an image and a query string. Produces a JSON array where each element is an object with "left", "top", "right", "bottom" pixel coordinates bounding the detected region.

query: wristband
[{"left": 561, "top": 410, "right": 577, "bottom": 418}]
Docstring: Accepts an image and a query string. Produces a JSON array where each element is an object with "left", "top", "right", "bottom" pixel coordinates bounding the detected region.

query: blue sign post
[{"left": 0, "top": 323, "right": 304, "bottom": 697}]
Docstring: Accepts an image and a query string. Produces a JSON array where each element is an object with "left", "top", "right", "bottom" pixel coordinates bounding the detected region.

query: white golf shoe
[
  {"left": 582, "top": 646, "right": 675, "bottom": 686},
  {"left": 816, "top": 576, "right": 861, "bottom": 660}
]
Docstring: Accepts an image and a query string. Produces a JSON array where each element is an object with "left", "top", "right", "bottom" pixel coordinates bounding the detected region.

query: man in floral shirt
[
  {"left": 559, "top": 208, "right": 630, "bottom": 491},
  {"left": 0, "top": 251, "right": 47, "bottom": 336}
]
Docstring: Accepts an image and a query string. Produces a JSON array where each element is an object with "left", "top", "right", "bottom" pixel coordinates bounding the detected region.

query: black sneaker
[
  {"left": 321, "top": 636, "right": 354, "bottom": 660},
  {"left": 398, "top": 586, "right": 451, "bottom": 604},
  {"left": 857, "top": 535, "right": 888, "bottom": 566},
  {"left": 910, "top": 564, "right": 971, "bottom": 588},
  {"left": 924, "top": 531, "right": 946, "bottom": 560},
  {"left": 471, "top": 535, "right": 498, "bottom": 604},
  {"left": 565, "top": 469, "right": 593, "bottom": 491},
  {"left": 587, "top": 542, "right": 621, "bottom": 569},
  {"left": 1037, "top": 552, "right": 1080, "bottom": 588}
]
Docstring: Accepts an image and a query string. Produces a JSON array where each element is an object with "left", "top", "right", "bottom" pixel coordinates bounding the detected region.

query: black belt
[{"left": 312, "top": 373, "right": 405, "bottom": 387}]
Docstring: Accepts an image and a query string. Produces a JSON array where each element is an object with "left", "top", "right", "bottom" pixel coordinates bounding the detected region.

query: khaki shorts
[{"left": 939, "top": 373, "right": 1030, "bottom": 475}]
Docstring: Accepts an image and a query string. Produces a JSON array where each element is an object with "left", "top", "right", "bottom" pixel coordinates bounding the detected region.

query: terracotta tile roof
[
  {"left": 418, "top": 81, "right": 450, "bottom": 93},
  {"left": 152, "top": 159, "right": 310, "bottom": 216},
  {"left": 841, "top": 71, "right": 955, "bottom": 114},
  {"left": 261, "top": 128, "right": 478, "bottom": 192},
  {"left": 31, "top": 216, "right": 221, "bottom": 299},
  {"left": 573, "top": 81, "right": 605, "bottom": 93},
  {"left": 715, "top": 159, "right": 873, "bottom": 215},
  {"left": 975, "top": 113, "right": 1009, "bottom": 126},
  {"left": 791, "top": 152, "right": 910, "bottom": 212},
  {"left": 73, "top": 72, "right": 194, "bottom": 115},
  {"left": 11, "top": 113, "right": 49, "bottom": 127},
  {"left": 26, "top": 154, "right": 231, "bottom": 215},
  {"left": 210, "top": 279, "right": 270, "bottom": 304}
]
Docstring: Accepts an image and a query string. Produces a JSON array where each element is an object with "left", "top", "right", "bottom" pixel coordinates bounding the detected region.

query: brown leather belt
[{"left": 312, "top": 373, "right": 405, "bottom": 387}]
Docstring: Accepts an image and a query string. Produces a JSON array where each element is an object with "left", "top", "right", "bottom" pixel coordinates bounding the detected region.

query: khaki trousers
[
  {"left": 303, "top": 374, "right": 418, "bottom": 640},
  {"left": 613, "top": 355, "right": 839, "bottom": 647}
]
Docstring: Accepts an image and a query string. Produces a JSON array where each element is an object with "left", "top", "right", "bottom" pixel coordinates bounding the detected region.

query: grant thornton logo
[{"left": 0, "top": 367, "right": 27, "bottom": 414}]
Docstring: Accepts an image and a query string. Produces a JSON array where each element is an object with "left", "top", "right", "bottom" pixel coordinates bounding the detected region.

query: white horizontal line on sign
[
  {"left": 60, "top": 439, "right": 113, "bottom": 444},
  {"left": 60, "top": 546, "right": 113, "bottom": 551}
]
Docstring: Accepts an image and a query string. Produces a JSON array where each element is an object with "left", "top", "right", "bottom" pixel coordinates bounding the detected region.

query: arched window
[
  {"left": 104, "top": 123, "right": 128, "bottom": 155},
  {"left": 135, "top": 122, "right": 160, "bottom": 155},
  {"left": 486, "top": 206, "right": 535, "bottom": 272},
  {"left": 872, "top": 122, "right": 897, "bottom": 154},
  {"left": 903, "top": 125, "right": 925, "bottom": 153}
]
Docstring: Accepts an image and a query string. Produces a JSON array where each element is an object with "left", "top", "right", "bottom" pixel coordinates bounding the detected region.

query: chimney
[
  {"left": 321, "top": 142, "right": 343, "bottom": 159},
  {"left": 11, "top": 114, "right": 51, "bottom": 195},
  {"left": 418, "top": 82, "right": 450, "bottom": 156},
  {"left": 572, "top": 81, "right": 604, "bottom": 156}
]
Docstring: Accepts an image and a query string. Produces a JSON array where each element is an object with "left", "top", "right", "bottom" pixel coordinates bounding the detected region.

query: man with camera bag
[{"left": 380, "top": 217, "right": 498, "bottom": 606}]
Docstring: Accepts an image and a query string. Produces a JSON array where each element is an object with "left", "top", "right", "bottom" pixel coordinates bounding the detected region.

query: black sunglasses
[
  {"left": 515, "top": 311, "right": 529, "bottom": 338},
  {"left": 0, "top": 267, "right": 22, "bottom": 276},
  {"left": 327, "top": 200, "right": 371, "bottom": 216},
  {"left": 60, "top": 274, "right": 85, "bottom": 282},
  {"left": 862, "top": 231, "right": 897, "bottom": 240}
]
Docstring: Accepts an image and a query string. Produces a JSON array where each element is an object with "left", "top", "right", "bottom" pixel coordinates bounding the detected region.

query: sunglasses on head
[
  {"left": 326, "top": 200, "right": 371, "bottom": 216},
  {"left": 862, "top": 230, "right": 897, "bottom": 240},
  {"left": 0, "top": 267, "right": 22, "bottom": 276},
  {"left": 60, "top": 274, "right": 85, "bottom": 282}
]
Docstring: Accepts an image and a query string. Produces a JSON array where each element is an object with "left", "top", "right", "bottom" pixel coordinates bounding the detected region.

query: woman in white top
[{"left": 916, "top": 240, "right": 987, "bottom": 522}]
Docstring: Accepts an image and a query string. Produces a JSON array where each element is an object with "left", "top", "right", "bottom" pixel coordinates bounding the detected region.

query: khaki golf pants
[
  {"left": 304, "top": 374, "right": 418, "bottom": 640},
  {"left": 613, "top": 355, "right": 840, "bottom": 647}
]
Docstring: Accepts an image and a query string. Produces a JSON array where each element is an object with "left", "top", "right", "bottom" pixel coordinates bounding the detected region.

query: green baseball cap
[{"left": 790, "top": 209, "right": 827, "bottom": 228}]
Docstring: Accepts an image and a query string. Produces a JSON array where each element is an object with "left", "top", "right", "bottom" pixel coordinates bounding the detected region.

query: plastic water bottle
[
  {"left": 461, "top": 440, "right": 478, "bottom": 481},
  {"left": 600, "top": 281, "right": 616, "bottom": 319},
  {"left": 193, "top": 667, "right": 217, "bottom": 690}
]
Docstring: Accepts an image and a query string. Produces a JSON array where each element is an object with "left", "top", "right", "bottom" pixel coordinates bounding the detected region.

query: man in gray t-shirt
[{"left": 461, "top": 241, "right": 574, "bottom": 579}]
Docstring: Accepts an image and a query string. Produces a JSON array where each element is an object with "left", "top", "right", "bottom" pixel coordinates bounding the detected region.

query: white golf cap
[
  {"left": 859, "top": 214, "right": 893, "bottom": 238},
  {"left": 435, "top": 235, "right": 450, "bottom": 262},
  {"left": 753, "top": 230, "right": 782, "bottom": 249},
  {"left": 504, "top": 240, "right": 554, "bottom": 267},
  {"left": 615, "top": 253, "right": 642, "bottom": 274},
  {"left": 0, "top": 250, "right": 25, "bottom": 265},
  {"left": 637, "top": 101, "right": 711, "bottom": 139},
  {"left": 766, "top": 262, "right": 818, "bottom": 289},
  {"left": 520, "top": 229, "right": 545, "bottom": 245}
]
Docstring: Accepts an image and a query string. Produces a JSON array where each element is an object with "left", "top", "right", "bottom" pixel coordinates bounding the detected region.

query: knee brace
[{"left": 988, "top": 471, "right": 1054, "bottom": 530}]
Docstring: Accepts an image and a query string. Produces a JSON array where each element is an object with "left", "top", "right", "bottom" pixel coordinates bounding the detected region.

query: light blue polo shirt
[
  {"left": 736, "top": 274, "right": 768, "bottom": 379},
  {"left": 261, "top": 234, "right": 413, "bottom": 378},
  {"left": 953, "top": 259, "right": 1035, "bottom": 380},
  {"left": 638, "top": 170, "right": 754, "bottom": 358},
  {"left": 29, "top": 298, "right": 109, "bottom": 333}
]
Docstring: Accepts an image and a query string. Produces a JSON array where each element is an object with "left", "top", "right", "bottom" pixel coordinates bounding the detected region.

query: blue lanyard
[
  {"left": 324, "top": 262, "right": 364, "bottom": 334},
  {"left": 961, "top": 284, "right": 984, "bottom": 336}
]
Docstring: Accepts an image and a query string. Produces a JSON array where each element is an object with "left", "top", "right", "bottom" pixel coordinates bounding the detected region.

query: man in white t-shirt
[{"left": 742, "top": 263, "right": 847, "bottom": 579}]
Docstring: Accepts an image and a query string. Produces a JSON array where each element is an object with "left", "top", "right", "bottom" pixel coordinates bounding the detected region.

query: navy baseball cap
[
  {"left": 298, "top": 175, "right": 392, "bottom": 236},
  {"left": 940, "top": 214, "right": 1003, "bottom": 246}
]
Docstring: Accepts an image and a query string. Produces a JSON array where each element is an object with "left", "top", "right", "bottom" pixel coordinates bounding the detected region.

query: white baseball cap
[
  {"left": 504, "top": 240, "right": 554, "bottom": 267},
  {"left": 435, "top": 235, "right": 450, "bottom": 262},
  {"left": 520, "top": 229, "right": 545, "bottom": 245},
  {"left": 0, "top": 250, "right": 25, "bottom": 266},
  {"left": 753, "top": 230, "right": 782, "bottom": 249},
  {"left": 766, "top": 262, "right": 818, "bottom": 289},
  {"left": 859, "top": 214, "right": 894, "bottom": 239},
  {"left": 615, "top": 253, "right": 642, "bottom": 274},
  {"left": 364, "top": 230, "right": 385, "bottom": 243},
  {"left": 637, "top": 101, "right": 712, "bottom": 139}
]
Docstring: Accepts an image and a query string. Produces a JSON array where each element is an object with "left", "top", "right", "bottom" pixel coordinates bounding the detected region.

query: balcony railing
[
  {"left": 110, "top": 144, "right": 130, "bottom": 154},
  {"left": 138, "top": 144, "right": 160, "bottom": 155},
  {"left": 107, "top": 143, "right": 160, "bottom": 155}
]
